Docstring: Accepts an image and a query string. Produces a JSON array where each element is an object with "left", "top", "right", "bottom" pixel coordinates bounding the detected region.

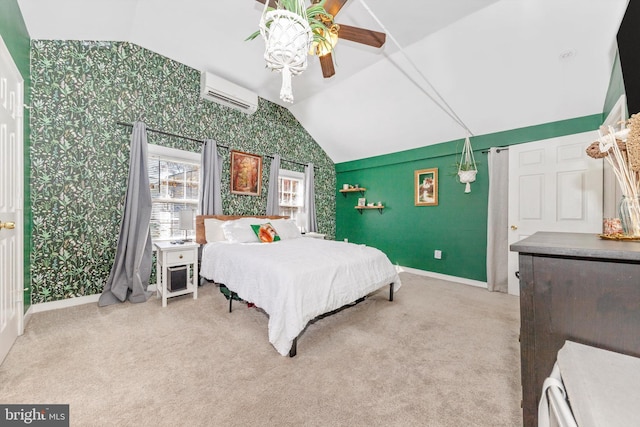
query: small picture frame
[
  {"left": 230, "top": 150, "right": 262, "bottom": 196},
  {"left": 415, "top": 168, "right": 438, "bottom": 206},
  {"left": 357, "top": 197, "right": 366, "bottom": 207}
]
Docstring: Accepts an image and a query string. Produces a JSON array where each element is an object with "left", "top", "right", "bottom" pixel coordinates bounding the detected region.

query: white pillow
[
  {"left": 222, "top": 217, "right": 270, "bottom": 243},
  {"left": 204, "top": 218, "right": 226, "bottom": 243},
  {"left": 271, "top": 219, "right": 302, "bottom": 240}
]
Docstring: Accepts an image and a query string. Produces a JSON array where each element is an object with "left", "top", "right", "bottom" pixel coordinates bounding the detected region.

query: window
[
  {"left": 279, "top": 169, "right": 305, "bottom": 229},
  {"left": 148, "top": 144, "right": 200, "bottom": 241}
]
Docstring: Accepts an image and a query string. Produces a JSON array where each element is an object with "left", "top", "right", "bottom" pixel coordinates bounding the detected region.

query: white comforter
[{"left": 200, "top": 238, "right": 401, "bottom": 355}]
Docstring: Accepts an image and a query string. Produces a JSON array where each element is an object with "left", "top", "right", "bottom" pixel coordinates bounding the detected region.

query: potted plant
[
  {"left": 246, "top": 0, "right": 337, "bottom": 102},
  {"left": 457, "top": 136, "right": 478, "bottom": 193},
  {"left": 247, "top": 0, "right": 337, "bottom": 53}
]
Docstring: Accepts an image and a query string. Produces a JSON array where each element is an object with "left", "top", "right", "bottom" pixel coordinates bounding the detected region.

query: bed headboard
[{"left": 195, "top": 215, "right": 289, "bottom": 244}]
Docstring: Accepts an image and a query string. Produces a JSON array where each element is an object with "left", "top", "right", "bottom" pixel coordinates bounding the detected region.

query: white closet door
[{"left": 507, "top": 131, "right": 603, "bottom": 295}]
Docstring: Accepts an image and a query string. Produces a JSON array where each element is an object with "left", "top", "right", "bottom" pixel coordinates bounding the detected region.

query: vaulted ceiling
[{"left": 17, "top": 0, "right": 629, "bottom": 163}]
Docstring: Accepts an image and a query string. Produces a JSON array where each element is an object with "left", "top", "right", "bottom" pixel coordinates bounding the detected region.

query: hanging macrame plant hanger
[
  {"left": 458, "top": 136, "right": 478, "bottom": 193},
  {"left": 259, "top": 0, "right": 313, "bottom": 103}
]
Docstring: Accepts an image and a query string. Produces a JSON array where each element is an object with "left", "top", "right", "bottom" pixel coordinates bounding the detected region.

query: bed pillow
[
  {"left": 204, "top": 218, "right": 226, "bottom": 243},
  {"left": 250, "top": 223, "right": 281, "bottom": 243},
  {"left": 271, "top": 219, "right": 302, "bottom": 240},
  {"left": 222, "top": 218, "right": 270, "bottom": 243}
]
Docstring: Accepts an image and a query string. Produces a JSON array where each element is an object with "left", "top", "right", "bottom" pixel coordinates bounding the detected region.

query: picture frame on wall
[
  {"left": 415, "top": 168, "right": 438, "bottom": 206},
  {"left": 230, "top": 150, "right": 262, "bottom": 196}
]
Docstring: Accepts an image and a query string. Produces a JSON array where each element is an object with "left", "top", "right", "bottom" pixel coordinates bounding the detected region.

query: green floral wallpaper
[{"left": 30, "top": 40, "right": 335, "bottom": 303}]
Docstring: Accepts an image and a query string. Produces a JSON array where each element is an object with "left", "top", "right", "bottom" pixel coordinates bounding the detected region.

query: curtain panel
[
  {"left": 486, "top": 147, "right": 509, "bottom": 293},
  {"left": 266, "top": 154, "right": 281, "bottom": 216},
  {"left": 305, "top": 163, "right": 318, "bottom": 233},
  {"left": 98, "top": 121, "right": 153, "bottom": 306},
  {"left": 200, "top": 139, "right": 223, "bottom": 215}
]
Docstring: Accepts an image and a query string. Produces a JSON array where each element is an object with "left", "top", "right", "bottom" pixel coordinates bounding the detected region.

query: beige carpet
[{"left": 0, "top": 273, "right": 522, "bottom": 426}]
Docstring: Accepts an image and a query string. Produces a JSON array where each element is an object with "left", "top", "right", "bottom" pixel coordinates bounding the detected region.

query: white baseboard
[
  {"left": 30, "top": 293, "right": 101, "bottom": 313},
  {"left": 398, "top": 266, "right": 487, "bottom": 289},
  {"left": 29, "top": 285, "right": 159, "bottom": 314},
  {"left": 25, "top": 270, "right": 484, "bottom": 314}
]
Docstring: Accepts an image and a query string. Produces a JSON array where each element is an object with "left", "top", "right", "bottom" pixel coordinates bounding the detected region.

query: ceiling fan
[{"left": 256, "top": 0, "right": 386, "bottom": 78}]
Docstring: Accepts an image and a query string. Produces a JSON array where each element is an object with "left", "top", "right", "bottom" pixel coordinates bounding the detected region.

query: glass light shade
[{"left": 309, "top": 25, "right": 339, "bottom": 56}]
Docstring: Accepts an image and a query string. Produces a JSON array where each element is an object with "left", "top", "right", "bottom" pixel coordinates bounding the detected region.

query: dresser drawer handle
[{"left": 179, "top": 255, "right": 183, "bottom": 259}]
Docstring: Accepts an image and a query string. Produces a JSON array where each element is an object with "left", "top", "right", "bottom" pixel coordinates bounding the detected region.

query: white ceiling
[{"left": 17, "top": 0, "right": 629, "bottom": 163}]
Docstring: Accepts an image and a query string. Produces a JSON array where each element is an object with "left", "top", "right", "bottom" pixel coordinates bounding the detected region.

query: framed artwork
[
  {"left": 415, "top": 168, "right": 438, "bottom": 206},
  {"left": 230, "top": 150, "right": 262, "bottom": 196},
  {"left": 357, "top": 197, "right": 366, "bottom": 207}
]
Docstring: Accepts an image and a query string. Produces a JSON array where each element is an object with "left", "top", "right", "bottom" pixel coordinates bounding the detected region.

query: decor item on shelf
[
  {"left": 603, "top": 217, "right": 623, "bottom": 235},
  {"left": 619, "top": 195, "right": 640, "bottom": 237},
  {"left": 415, "top": 168, "right": 438, "bottom": 206},
  {"left": 339, "top": 185, "right": 366, "bottom": 196},
  {"left": 342, "top": 183, "right": 349, "bottom": 189},
  {"left": 457, "top": 136, "right": 478, "bottom": 193},
  {"left": 357, "top": 197, "right": 366, "bottom": 206},
  {"left": 586, "top": 115, "right": 640, "bottom": 237}
]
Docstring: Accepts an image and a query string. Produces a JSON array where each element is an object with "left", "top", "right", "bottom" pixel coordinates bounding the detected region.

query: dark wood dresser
[{"left": 511, "top": 232, "right": 640, "bottom": 427}]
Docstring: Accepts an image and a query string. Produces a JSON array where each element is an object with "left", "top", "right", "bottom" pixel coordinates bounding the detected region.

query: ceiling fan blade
[
  {"left": 323, "top": 0, "right": 349, "bottom": 17},
  {"left": 255, "top": 0, "right": 278, "bottom": 8},
  {"left": 337, "top": 24, "right": 386, "bottom": 48},
  {"left": 319, "top": 53, "right": 336, "bottom": 78}
]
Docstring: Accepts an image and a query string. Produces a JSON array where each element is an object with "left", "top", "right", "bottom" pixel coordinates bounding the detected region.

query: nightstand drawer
[{"left": 166, "top": 250, "right": 196, "bottom": 264}]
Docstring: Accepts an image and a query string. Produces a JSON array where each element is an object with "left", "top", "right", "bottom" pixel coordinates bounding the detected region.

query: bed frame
[
  {"left": 226, "top": 284, "right": 395, "bottom": 357},
  {"left": 196, "top": 214, "right": 396, "bottom": 357}
]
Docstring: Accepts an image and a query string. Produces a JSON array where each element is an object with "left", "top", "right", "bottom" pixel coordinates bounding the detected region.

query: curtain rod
[
  {"left": 116, "top": 121, "right": 318, "bottom": 170},
  {"left": 481, "top": 147, "right": 509, "bottom": 154}
]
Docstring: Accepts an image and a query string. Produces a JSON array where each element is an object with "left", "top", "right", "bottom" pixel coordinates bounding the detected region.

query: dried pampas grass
[{"left": 627, "top": 113, "right": 640, "bottom": 172}]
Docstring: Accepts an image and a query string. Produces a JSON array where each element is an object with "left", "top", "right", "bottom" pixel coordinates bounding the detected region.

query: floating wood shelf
[
  {"left": 355, "top": 205, "right": 384, "bottom": 214},
  {"left": 339, "top": 187, "right": 366, "bottom": 197}
]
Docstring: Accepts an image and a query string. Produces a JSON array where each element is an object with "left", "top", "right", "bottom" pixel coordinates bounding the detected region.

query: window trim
[
  {"left": 148, "top": 144, "right": 201, "bottom": 242},
  {"left": 278, "top": 169, "right": 306, "bottom": 229},
  {"left": 148, "top": 143, "right": 201, "bottom": 164}
]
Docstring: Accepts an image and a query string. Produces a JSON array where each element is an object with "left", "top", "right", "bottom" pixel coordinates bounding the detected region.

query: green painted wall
[
  {"left": 29, "top": 40, "right": 335, "bottom": 303},
  {"left": 0, "top": 0, "right": 31, "bottom": 312},
  {"left": 335, "top": 115, "right": 603, "bottom": 282}
]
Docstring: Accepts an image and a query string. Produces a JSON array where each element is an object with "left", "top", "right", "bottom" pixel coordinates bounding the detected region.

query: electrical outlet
[{"left": 434, "top": 250, "right": 442, "bottom": 259}]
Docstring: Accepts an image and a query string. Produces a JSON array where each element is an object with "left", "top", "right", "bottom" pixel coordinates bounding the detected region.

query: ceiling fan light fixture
[{"left": 309, "top": 24, "right": 339, "bottom": 56}]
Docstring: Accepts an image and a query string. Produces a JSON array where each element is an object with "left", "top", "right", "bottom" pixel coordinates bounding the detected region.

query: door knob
[
  {"left": 0, "top": 221, "right": 15, "bottom": 230},
  {"left": 510, "top": 225, "right": 518, "bottom": 230}
]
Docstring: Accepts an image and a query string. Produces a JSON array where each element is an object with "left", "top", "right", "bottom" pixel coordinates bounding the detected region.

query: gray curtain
[
  {"left": 98, "top": 121, "right": 153, "bottom": 306},
  {"left": 486, "top": 147, "right": 509, "bottom": 293},
  {"left": 305, "top": 163, "right": 318, "bottom": 232},
  {"left": 200, "top": 139, "right": 223, "bottom": 215},
  {"left": 266, "top": 154, "right": 281, "bottom": 215}
]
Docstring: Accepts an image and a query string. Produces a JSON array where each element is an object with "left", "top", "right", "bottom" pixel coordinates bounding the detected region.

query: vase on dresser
[{"left": 619, "top": 195, "right": 640, "bottom": 237}]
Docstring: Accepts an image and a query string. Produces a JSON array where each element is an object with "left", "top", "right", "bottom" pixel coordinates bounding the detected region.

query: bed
[{"left": 196, "top": 215, "right": 401, "bottom": 357}]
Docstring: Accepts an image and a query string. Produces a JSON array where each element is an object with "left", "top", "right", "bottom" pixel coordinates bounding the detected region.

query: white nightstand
[
  {"left": 154, "top": 241, "right": 199, "bottom": 307},
  {"left": 302, "top": 232, "right": 326, "bottom": 239}
]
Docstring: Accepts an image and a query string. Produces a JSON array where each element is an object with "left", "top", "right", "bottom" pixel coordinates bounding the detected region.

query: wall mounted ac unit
[{"left": 200, "top": 71, "right": 258, "bottom": 115}]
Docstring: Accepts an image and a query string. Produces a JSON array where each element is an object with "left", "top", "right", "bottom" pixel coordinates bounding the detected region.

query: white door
[
  {"left": 0, "top": 36, "right": 24, "bottom": 364},
  {"left": 507, "top": 131, "right": 603, "bottom": 295}
]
